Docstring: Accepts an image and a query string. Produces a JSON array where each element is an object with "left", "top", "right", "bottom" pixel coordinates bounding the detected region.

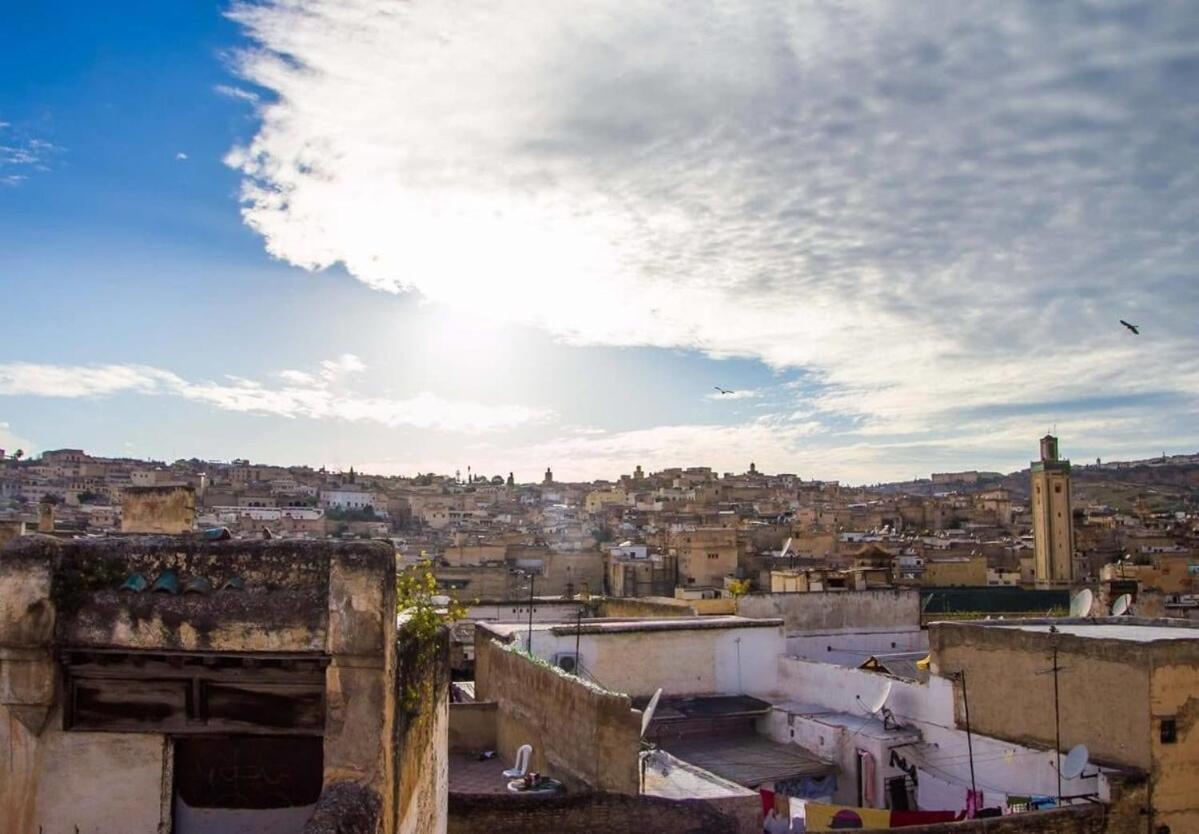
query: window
[
  {"left": 1054, "top": 484, "right": 1062, "bottom": 494},
  {"left": 1161, "top": 718, "right": 1177, "bottom": 744}
]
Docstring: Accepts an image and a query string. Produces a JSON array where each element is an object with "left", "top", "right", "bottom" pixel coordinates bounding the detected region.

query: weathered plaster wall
[
  {"left": 395, "top": 625, "right": 450, "bottom": 834},
  {"left": 737, "top": 589, "right": 921, "bottom": 635},
  {"left": 474, "top": 637, "right": 640, "bottom": 793},
  {"left": 0, "top": 700, "right": 166, "bottom": 834},
  {"left": 121, "top": 485, "right": 196, "bottom": 533},
  {"left": 1149, "top": 661, "right": 1199, "bottom": 832},
  {"left": 0, "top": 535, "right": 403, "bottom": 834},
  {"left": 449, "top": 702, "right": 498, "bottom": 753}
]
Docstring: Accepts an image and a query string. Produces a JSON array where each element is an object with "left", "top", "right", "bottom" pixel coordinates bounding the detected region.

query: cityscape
[{"left": 3, "top": 2, "right": 1199, "bottom": 834}]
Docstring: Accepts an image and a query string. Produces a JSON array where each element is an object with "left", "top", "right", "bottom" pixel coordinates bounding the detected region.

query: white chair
[{"left": 503, "top": 744, "right": 533, "bottom": 778}]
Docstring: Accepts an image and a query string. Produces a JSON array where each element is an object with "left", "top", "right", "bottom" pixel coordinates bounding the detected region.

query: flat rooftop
[
  {"left": 770, "top": 701, "right": 923, "bottom": 744},
  {"left": 642, "top": 749, "right": 757, "bottom": 800},
  {"left": 991, "top": 621, "right": 1199, "bottom": 643},
  {"left": 481, "top": 615, "right": 782, "bottom": 639},
  {"left": 663, "top": 734, "right": 833, "bottom": 788}
]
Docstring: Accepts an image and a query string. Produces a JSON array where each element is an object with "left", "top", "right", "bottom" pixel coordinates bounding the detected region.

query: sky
[{"left": 1, "top": 1, "right": 1197, "bottom": 484}]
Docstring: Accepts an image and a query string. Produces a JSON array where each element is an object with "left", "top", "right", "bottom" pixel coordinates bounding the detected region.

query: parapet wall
[
  {"left": 448, "top": 792, "right": 742, "bottom": 834},
  {"left": 737, "top": 588, "right": 921, "bottom": 634},
  {"left": 474, "top": 636, "right": 640, "bottom": 793}
]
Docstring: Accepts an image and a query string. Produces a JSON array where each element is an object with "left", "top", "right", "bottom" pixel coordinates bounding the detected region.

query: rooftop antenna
[
  {"left": 1061, "top": 744, "right": 1090, "bottom": 781},
  {"left": 1036, "top": 646, "right": 1070, "bottom": 805},
  {"left": 640, "top": 687, "right": 663, "bottom": 740},
  {"left": 856, "top": 678, "right": 893, "bottom": 716},
  {"left": 1068, "top": 588, "right": 1093, "bottom": 619},
  {"left": 638, "top": 687, "right": 665, "bottom": 791},
  {"left": 1111, "top": 594, "right": 1132, "bottom": 617}
]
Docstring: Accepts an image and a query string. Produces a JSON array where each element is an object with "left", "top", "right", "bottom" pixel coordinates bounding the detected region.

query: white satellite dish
[
  {"left": 640, "top": 687, "right": 663, "bottom": 739},
  {"left": 780, "top": 537, "right": 793, "bottom": 559},
  {"left": 1068, "top": 588, "right": 1093, "bottom": 618},
  {"left": 1061, "top": 744, "right": 1090, "bottom": 779},
  {"left": 858, "top": 679, "right": 893, "bottom": 715},
  {"left": 1111, "top": 594, "right": 1132, "bottom": 617}
]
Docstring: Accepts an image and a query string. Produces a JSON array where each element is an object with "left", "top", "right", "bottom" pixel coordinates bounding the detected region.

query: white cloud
[
  {"left": 175, "top": 152, "right": 189, "bottom": 161},
  {"left": 0, "top": 357, "right": 548, "bottom": 433},
  {"left": 0, "top": 121, "right": 58, "bottom": 186},
  {"left": 224, "top": 0, "right": 1199, "bottom": 448},
  {"left": 215, "top": 84, "right": 260, "bottom": 104}
]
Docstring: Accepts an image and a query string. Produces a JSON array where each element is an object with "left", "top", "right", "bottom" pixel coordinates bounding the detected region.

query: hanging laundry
[
  {"left": 760, "top": 787, "right": 777, "bottom": 816},
  {"left": 775, "top": 773, "right": 838, "bottom": 800},
  {"left": 804, "top": 803, "right": 890, "bottom": 831},
  {"left": 860, "top": 751, "right": 877, "bottom": 807},
  {"left": 890, "top": 809, "right": 963, "bottom": 827}
]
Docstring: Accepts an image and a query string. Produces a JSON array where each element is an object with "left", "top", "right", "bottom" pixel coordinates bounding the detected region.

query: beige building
[
  {"left": 672, "top": 527, "right": 739, "bottom": 589},
  {"left": 930, "top": 618, "right": 1199, "bottom": 833},
  {"left": 921, "top": 554, "right": 987, "bottom": 587},
  {"left": 1030, "top": 435, "right": 1075, "bottom": 586}
]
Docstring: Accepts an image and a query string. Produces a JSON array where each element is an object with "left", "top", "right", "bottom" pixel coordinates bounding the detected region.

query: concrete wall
[
  {"left": 449, "top": 703, "right": 498, "bottom": 754},
  {"left": 121, "top": 484, "right": 196, "bottom": 533},
  {"left": 474, "top": 637, "right": 641, "bottom": 793},
  {"left": 772, "top": 656, "right": 1094, "bottom": 805},
  {"left": 595, "top": 596, "right": 700, "bottom": 618},
  {"left": 930, "top": 623, "right": 1156, "bottom": 770},
  {"left": 518, "top": 620, "right": 784, "bottom": 698},
  {"left": 737, "top": 589, "right": 920, "bottom": 636},
  {"left": 448, "top": 792, "right": 743, "bottom": 834},
  {"left": 854, "top": 806, "right": 1106, "bottom": 833},
  {"left": 787, "top": 628, "right": 927, "bottom": 663}
]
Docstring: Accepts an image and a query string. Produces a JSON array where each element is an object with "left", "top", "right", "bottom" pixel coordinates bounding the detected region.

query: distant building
[
  {"left": 1030, "top": 434, "right": 1075, "bottom": 586},
  {"left": 543, "top": 467, "right": 554, "bottom": 484}
]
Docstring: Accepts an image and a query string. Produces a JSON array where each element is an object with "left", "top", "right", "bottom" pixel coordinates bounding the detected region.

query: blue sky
[{"left": 1, "top": 1, "right": 1197, "bottom": 482}]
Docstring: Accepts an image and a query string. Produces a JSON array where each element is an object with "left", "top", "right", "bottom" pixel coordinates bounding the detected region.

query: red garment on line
[{"left": 890, "top": 809, "right": 964, "bottom": 827}]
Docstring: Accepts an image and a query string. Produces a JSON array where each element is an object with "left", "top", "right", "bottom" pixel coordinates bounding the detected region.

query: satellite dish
[
  {"left": 1061, "top": 744, "right": 1089, "bottom": 779},
  {"left": 1112, "top": 594, "right": 1132, "bottom": 617},
  {"left": 858, "top": 679, "right": 893, "bottom": 715},
  {"left": 1069, "top": 589, "right": 1093, "bottom": 618},
  {"left": 640, "top": 688, "right": 663, "bottom": 739},
  {"left": 780, "top": 537, "right": 793, "bottom": 559}
]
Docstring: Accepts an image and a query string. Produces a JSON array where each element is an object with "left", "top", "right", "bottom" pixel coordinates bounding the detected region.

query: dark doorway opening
[{"left": 173, "top": 736, "right": 323, "bottom": 833}]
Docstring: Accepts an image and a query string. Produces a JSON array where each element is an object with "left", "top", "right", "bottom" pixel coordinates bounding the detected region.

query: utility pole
[
  {"left": 1052, "top": 647, "right": 1062, "bottom": 806},
  {"left": 575, "top": 608, "right": 583, "bottom": 672},
  {"left": 958, "top": 671, "right": 977, "bottom": 800},
  {"left": 526, "top": 573, "right": 536, "bottom": 653},
  {"left": 1035, "top": 645, "right": 1066, "bottom": 805}
]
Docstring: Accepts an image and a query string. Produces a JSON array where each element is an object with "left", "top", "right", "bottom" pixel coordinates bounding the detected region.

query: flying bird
[
  {"left": 714, "top": 387, "right": 734, "bottom": 395},
  {"left": 1119, "top": 320, "right": 1140, "bottom": 335}
]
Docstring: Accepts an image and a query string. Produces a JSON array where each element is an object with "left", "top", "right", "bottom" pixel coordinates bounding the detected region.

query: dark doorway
[{"left": 173, "top": 736, "right": 323, "bottom": 833}]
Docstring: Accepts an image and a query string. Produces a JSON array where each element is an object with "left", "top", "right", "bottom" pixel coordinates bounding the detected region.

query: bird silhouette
[
  {"left": 1119, "top": 320, "right": 1140, "bottom": 335},
  {"left": 713, "top": 387, "right": 734, "bottom": 395}
]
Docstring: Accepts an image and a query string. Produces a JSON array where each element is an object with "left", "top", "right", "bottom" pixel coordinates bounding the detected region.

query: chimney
[{"left": 38, "top": 499, "right": 56, "bottom": 533}]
